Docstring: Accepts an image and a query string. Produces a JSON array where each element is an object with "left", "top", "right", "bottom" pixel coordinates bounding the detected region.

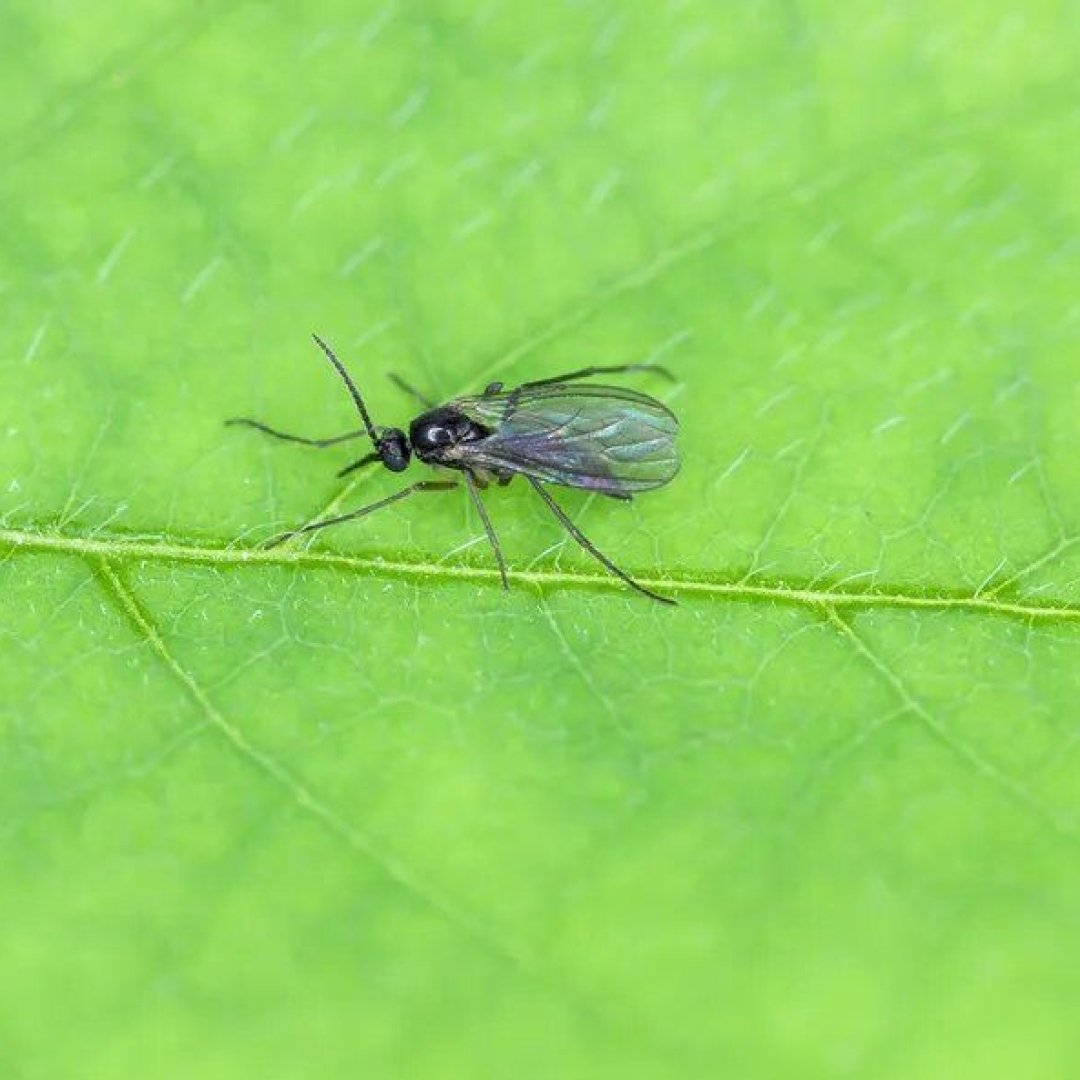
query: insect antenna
[{"left": 311, "top": 333, "right": 380, "bottom": 449}]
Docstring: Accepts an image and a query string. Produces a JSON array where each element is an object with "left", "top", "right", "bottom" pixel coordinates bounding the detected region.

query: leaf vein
[
  {"left": 6, "top": 525, "right": 1080, "bottom": 625},
  {"left": 90, "top": 555, "right": 538, "bottom": 974},
  {"left": 822, "top": 605, "right": 1077, "bottom": 841}
]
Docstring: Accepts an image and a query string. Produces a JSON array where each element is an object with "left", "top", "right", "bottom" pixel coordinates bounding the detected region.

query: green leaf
[{"left": 2, "top": 3, "right": 1078, "bottom": 1077}]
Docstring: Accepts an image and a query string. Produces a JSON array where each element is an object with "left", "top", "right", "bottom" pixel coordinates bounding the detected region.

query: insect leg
[
  {"left": 520, "top": 363, "right": 677, "bottom": 389},
  {"left": 336, "top": 451, "right": 383, "bottom": 478},
  {"left": 263, "top": 480, "right": 457, "bottom": 549},
  {"left": 525, "top": 477, "right": 675, "bottom": 605},
  {"left": 225, "top": 418, "right": 369, "bottom": 448},
  {"left": 387, "top": 372, "right": 434, "bottom": 408},
  {"left": 464, "top": 472, "right": 508, "bottom": 590}
]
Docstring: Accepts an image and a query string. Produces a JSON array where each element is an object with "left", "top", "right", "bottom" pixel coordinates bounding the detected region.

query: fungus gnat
[{"left": 228, "top": 334, "right": 680, "bottom": 604}]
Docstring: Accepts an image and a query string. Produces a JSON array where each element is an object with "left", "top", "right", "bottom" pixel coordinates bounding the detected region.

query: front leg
[
  {"left": 225, "top": 418, "right": 369, "bottom": 448},
  {"left": 264, "top": 480, "right": 457, "bottom": 549}
]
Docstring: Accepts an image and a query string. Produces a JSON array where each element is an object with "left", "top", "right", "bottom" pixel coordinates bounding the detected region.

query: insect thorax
[{"left": 410, "top": 406, "right": 491, "bottom": 465}]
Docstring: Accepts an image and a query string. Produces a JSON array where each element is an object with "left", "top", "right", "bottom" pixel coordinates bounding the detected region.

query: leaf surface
[{"left": 2, "top": 3, "right": 1079, "bottom": 1077}]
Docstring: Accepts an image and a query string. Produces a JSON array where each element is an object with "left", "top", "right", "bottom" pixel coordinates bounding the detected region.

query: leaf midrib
[{"left": 2, "top": 524, "right": 1075, "bottom": 623}]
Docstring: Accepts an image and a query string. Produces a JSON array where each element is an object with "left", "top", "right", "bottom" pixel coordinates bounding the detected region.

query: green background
[{"left": 2, "top": 2, "right": 1078, "bottom": 1077}]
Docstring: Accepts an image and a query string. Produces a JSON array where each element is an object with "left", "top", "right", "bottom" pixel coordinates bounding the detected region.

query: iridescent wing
[{"left": 451, "top": 383, "right": 679, "bottom": 495}]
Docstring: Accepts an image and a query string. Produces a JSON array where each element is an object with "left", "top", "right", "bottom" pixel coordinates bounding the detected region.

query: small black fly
[{"left": 228, "top": 334, "right": 680, "bottom": 604}]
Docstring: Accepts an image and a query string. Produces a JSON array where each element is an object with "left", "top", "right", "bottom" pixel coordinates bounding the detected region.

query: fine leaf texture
[{"left": 2, "top": 3, "right": 1079, "bottom": 1078}]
